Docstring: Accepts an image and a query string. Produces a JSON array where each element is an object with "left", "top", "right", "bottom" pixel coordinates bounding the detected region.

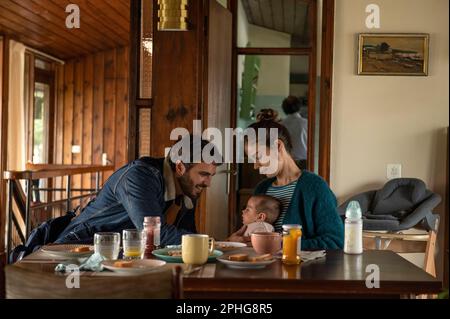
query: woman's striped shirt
[{"left": 266, "top": 179, "right": 298, "bottom": 233}]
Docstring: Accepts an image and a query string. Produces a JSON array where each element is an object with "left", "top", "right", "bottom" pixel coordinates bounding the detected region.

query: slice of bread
[
  {"left": 249, "top": 254, "right": 273, "bottom": 262},
  {"left": 71, "top": 246, "right": 90, "bottom": 253},
  {"left": 228, "top": 253, "right": 248, "bottom": 261},
  {"left": 113, "top": 261, "right": 133, "bottom": 268}
]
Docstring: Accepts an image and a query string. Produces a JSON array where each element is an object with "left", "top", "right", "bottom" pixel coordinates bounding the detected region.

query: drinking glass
[
  {"left": 123, "top": 229, "right": 145, "bottom": 259},
  {"left": 94, "top": 232, "right": 120, "bottom": 260}
]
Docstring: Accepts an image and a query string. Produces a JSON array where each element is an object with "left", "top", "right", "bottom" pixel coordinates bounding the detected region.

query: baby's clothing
[{"left": 244, "top": 221, "right": 275, "bottom": 236}]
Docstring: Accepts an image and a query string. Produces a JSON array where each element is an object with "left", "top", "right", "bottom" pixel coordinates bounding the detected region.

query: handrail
[
  {"left": 4, "top": 164, "right": 115, "bottom": 262},
  {"left": 4, "top": 164, "right": 114, "bottom": 180}
]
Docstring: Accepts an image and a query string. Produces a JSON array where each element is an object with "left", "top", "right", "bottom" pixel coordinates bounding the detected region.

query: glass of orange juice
[
  {"left": 122, "top": 229, "right": 145, "bottom": 259},
  {"left": 282, "top": 225, "right": 302, "bottom": 265}
]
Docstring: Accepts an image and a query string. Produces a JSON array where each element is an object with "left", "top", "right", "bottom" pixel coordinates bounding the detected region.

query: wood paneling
[
  {"left": 103, "top": 50, "right": 117, "bottom": 182},
  {"left": 54, "top": 47, "right": 129, "bottom": 192},
  {"left": 151, "top": 0, "right": 204, "bottom": 156},
  {"left": 0, "top": 0, "right": 130, "bottom": 60}
]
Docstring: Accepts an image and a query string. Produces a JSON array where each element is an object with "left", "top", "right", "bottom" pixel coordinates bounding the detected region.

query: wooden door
[{"left": 202, "top": 1, "right": 232, "bottom": 240}]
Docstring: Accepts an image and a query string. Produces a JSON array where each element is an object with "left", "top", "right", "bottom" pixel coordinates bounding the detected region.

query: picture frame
[{"left": 358, "top": 33, "right": 430, "bottom": 76}]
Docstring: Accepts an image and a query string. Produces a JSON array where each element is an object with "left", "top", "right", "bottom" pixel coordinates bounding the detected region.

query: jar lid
[{"left": 282, "top": 224, "right": 302, "bottom": 230}]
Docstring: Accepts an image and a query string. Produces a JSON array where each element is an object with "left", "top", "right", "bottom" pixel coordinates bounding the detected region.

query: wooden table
[{"left": 11, "top": 247, "right": 442, "bottom": 299}]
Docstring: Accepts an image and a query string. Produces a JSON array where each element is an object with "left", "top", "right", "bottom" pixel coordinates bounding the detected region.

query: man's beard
[{"left": 178, "top": 174, "right": 207, "bottom": 200}]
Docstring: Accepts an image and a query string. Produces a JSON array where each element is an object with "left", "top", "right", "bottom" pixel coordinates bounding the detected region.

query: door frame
[
  {"left": 227, "top": 0, "right": 335, "bottom": 233},
  {"left": 0, "top": 35, "right": 9, "bottom": 252}
]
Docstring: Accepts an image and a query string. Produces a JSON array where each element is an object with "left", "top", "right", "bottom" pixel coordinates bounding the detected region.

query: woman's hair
[{"left": 247, "top": 108, "right": 293, "bottom": 154}]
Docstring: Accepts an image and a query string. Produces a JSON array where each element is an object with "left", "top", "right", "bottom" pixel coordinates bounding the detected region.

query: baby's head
[{"left": 242, "top": 195, "right": 281, "bottom": 225}]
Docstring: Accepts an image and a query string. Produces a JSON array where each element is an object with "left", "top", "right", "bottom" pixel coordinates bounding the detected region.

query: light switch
[{"left": 387, "top": 164, "right": 402, "bottom": 180}]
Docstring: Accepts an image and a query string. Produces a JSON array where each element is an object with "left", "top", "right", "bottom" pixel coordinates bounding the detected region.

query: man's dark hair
[
  {"left": 168, "top": 134, "right": 222, "bottom": 171},
  {"left": 282, "top": 95, "right": 302, "bottom": 115}
]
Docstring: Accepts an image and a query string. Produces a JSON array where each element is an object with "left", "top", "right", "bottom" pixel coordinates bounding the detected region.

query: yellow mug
[{"left": 181, "top": 234, "right": 215, "bottom": 265}]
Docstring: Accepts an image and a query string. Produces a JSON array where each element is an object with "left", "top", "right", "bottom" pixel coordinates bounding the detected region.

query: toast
[
  {"left": 248, "top": 254, "right": 273, "bottom": 262},
  {"left": 228, "top": 253, "right": 248, "bottom": 261},
  {"left": 71, "top": 246, "right": 91, "bottom": 253},
  {"left": 113, "top": 261, "right": 133, "bottom": 268},
  {"left": 167, "top": 250, "right": 182, "bottom": 257}
]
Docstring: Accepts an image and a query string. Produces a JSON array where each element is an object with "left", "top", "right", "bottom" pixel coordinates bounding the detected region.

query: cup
[
  {"left": 251, "top": 232, "right": 282, "bottom": 255},
  {"left": 181, "top": 234, "right": 215, "bottom": 265},
  {"left": 94, "top": 232, "right": 120, "bottom": 260},
  {"left": 123, "top": 229, "right": 145, "bottom": 260}
]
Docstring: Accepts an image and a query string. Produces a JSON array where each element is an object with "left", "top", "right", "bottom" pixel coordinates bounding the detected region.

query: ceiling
[
  {"left": 241, "top": 0, "right": 310, "bottom": 41},
  {"left": 0, "top": 0, "right": 130, "bottom": 60}
]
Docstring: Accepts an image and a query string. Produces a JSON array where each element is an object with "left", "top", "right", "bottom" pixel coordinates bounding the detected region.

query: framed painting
[{"left": 358, "top": 33, "right": 429, "bottom": 76}]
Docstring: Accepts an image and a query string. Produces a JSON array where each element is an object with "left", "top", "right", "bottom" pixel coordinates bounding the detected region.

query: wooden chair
[
  {"left": 0, "top": 252, "right": 5, "bottom": 299},
  {"left": 363, "top": 218, "right": 439, "bottom": 277},
  {"left": 5, "top": 264, "right": 183, "bottom": 299}
]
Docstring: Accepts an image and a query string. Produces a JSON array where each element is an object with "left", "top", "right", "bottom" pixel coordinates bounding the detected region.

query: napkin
[
  {"left": 54, "top": 253, "right": 106, "bottom": 273},
  {"left": 300, "top": 250, "right": 326, "bottom": 262}
]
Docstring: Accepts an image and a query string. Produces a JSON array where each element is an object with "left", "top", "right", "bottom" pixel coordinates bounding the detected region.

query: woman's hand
[{"left": 227, "top": 225, "right": 251, "bottom": 243}]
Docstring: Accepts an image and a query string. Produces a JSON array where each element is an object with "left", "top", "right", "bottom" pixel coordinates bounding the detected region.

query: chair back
[
  {"left": 5, "top": 264, "right": 183, "bottom": 299},
  {"left": 372, "top": 178, "right": 428, "bottom": 216}
]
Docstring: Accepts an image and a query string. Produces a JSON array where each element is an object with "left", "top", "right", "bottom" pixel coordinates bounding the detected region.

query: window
[
  {"left": 32, "top": 82, "right": 51, "bottom": 163},
  {"left": 25, "top": 55, "right": 56, "bottom": 164}
]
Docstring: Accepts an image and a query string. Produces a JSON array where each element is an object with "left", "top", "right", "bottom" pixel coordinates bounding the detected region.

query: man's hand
[{"left": 227, "top": 225, "right": 251, "bottom": 243}]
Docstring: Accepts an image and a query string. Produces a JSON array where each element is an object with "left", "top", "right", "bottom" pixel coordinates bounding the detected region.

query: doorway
[{"left": 229, "top": 0, "right": 334, "bottom": 231}]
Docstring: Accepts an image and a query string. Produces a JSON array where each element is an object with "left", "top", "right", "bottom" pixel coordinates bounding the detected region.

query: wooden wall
[{"left": 54, "top": 46, "right": 129, "bottom": 194}]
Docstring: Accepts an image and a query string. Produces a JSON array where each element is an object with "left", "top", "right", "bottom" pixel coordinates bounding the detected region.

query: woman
[{"left": 229, "top": 109, "right": 344, "bottom": 250}]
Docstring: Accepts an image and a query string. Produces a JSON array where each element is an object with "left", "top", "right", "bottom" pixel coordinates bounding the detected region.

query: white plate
[
  {"left": 101, "top": 259, "right": 166, "bottom": 274},
  {"left": 215, "top": 241, "right": 247, "bottom": 251},
  {"left": 41, "top": 244, "right": 94, "bottom": 258},
  {"left": 217, "top": 255, "right": 276, "bottom": 269}
]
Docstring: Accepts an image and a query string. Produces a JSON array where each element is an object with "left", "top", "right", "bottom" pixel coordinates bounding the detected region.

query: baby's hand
[{"left": 227, "top": 225, "right": 251, "bottom": 243}]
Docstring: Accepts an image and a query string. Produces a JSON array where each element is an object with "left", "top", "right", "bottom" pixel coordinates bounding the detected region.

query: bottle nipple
[{"left": 345, "top": 201, "right": 362, "bottom": 220}]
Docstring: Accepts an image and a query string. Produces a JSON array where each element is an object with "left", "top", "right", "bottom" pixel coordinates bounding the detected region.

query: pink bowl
[{"left": 251, "top": 232, "right": 282, "bottom": 255}]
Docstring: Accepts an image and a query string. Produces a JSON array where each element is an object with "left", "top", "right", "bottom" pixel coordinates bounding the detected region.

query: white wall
[
  {"left": 237, "top": 0, "right": 249, "bottom": 90},
  {"left": 331, "top": 0, "right": 449, "bottom": 279}
]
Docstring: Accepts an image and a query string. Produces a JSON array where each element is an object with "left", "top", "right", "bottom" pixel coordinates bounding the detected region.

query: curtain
[{"left": 7, "top": 40, "right": 26, "bottom": 171}]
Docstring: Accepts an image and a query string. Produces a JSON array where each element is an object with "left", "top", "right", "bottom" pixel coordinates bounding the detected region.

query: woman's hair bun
[{"left": 256, "top": 108, "right": 278, "bottom": 122}]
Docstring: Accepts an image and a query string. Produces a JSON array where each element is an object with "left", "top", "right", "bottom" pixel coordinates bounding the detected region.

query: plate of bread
[
  {"left": 217, "top": 253, "right": 276, "bottom": 269},
  {"left": 215, "top": 241, "right": 247, "bottom": 252},
  {"left": 41, "top": 244, "right": 94, "bottom": 258},
  {"left": 102, "top": 259, "right": 166, "bottom": 274}
]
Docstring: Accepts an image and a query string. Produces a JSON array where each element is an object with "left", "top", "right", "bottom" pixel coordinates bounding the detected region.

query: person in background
[
  {"left": 55, "top": 135, "right": 221, "bottom": 246},
  {"left": 281, "top": 96, "right": 308, "bottom": 166}
]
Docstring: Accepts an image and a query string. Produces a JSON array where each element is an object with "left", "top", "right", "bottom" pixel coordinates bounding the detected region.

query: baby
[{"left": 241, "top": 195, "right": 281, "bottom": 236}]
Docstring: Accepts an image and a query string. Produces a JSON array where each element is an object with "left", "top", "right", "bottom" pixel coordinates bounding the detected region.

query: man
[
  {"left": 55, "top": 135, "right": 220, "bottom": 245},
  {"left": 281, "top": 96, "right": 308, "bottom": 164}
]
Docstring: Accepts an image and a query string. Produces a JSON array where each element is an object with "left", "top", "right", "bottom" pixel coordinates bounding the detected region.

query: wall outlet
[
  {"left": 387, "top": 164, "right": 402, "bottom": 180},
  {"left": 71, "top": 145, "right": 81, "bottom": 154},
  {"left": 102, "top": 153, "right": 108, "bottom": 166}
]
